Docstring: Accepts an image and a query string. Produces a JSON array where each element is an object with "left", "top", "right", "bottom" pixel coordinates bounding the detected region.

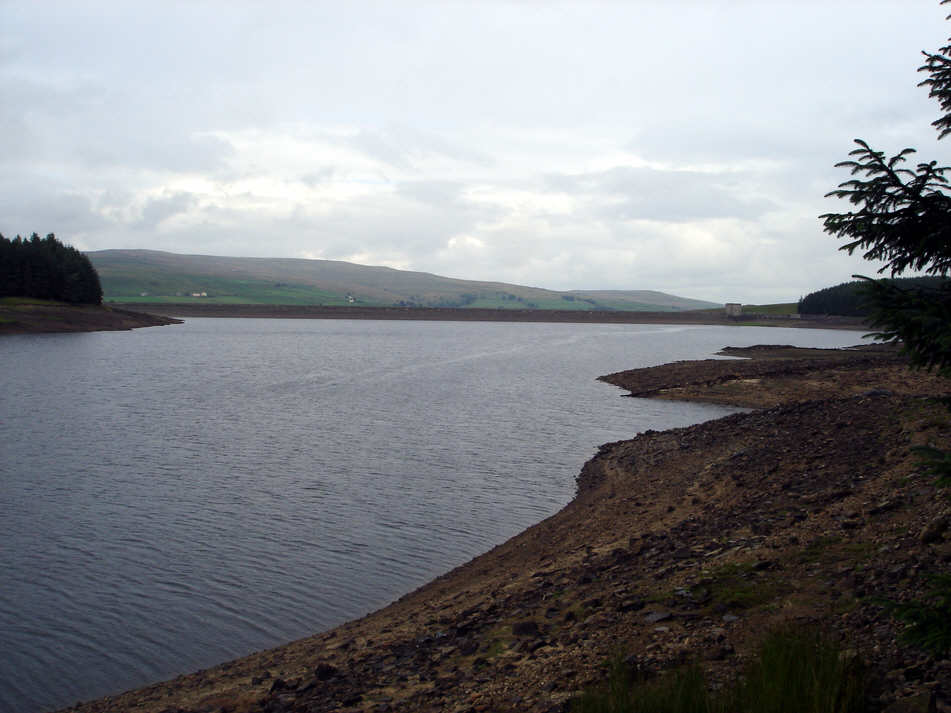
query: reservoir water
[{"left": 0, "top": 318, "right": 867, "bottom": 712}]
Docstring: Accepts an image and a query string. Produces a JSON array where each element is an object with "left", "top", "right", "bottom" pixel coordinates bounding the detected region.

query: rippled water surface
[{"left": 0, "top": 319, "right": 868, "bottom": 712}]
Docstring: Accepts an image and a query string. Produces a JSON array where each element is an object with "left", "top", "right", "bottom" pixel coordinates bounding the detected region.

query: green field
[
  {"left": 89, "top": 249, "right": 723, "bottom": 312},
  {"left": 104, "top": 276, "right": 352, "bottom": 306},
  {"left": 742, "top": 303, "right": 799, "bottom": 315}
]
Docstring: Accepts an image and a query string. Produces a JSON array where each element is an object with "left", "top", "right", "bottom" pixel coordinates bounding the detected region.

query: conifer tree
[
  {"left": 820, "top": 0, "right": 951, "bottom": 376},
  {"left": 0, "top": 232, "right": 103, "bottom": 304}
]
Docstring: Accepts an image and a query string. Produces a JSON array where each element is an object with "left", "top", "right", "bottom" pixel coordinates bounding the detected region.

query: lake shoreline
[
  {"left": 0, "top": 302, "right": 182, "bottom": 335},
  {"left": 1, "top": 301, "right": 866, "bottom": 335},
  {"left": 119, "top": 302, "right": 864, "bottom": 329},
  {"left": 56, "top": 344, "right": 951, "bottom": 713}
]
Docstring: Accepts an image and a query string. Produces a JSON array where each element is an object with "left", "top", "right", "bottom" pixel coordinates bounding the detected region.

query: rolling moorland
[{"left": 86, "top": 249, "right": 722, "bottom": 312}]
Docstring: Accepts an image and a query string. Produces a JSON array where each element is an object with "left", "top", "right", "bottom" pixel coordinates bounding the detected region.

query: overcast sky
[{"left": 1, "top": 1, "right": 948, "bottom": 303}]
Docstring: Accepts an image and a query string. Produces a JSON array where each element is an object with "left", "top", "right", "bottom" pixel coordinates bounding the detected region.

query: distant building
[{"left": 725, "top": 303, "right": 742, "bottom": 317}]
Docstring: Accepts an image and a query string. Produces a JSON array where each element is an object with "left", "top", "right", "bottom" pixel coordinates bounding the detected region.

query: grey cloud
[
  {"left": 628, "top": 121, "right": 812, "bottom": 164},
  {"left": 1, "top": 71, "right": 235, "bottom": 174},
  {"left": 136, "top": 192, "right": 198, "bottom": 230},
  {"left": 394, "top": 180, "right": 465, "bottom": 206},
  {"left": 387, "top": 125, "right": 493, "bottom": 166},
  {"left": 547, "top": 166, "right": 776, "bottom": 222},
  {"left": 0, "top": 110, "right": 36, "bottom": 162},
  {"left": 120, "top": 186, "right": 491, "bottom": 266},
  {"left": 307, "top": 195, "right": 482, "bottom": 259},
  {"left": 300, "top": 168, "right": 336, "bottom": 186},
  {"left": 349, "top": 125, "right": 493, "bottom": 171},
  {"left": 350, "top": 131, "right": 412, "bottom": 171},
  {"left": 0, "top": 76, "right": 101, "bottom": 165},
  {"left": 0, "top": 185, "right": 109, "bottom": 238},
  {"left": 75, "top": 132, "right": 235, "bottom": 174}
]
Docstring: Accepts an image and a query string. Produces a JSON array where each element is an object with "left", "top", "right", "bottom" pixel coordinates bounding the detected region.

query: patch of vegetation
[
  {"left": 102, "top": 273, "right": 350, "bottom": 305},
  {"left": 698, "top": 562, "right": 786, "bottom": 611},
  {"left": 573, "top": 659, "right": 708, "bottom": 713},
  {"left": 730, "top": 628, "right": 867, "bottom": 713},
  {"left": 465, "top": 624, "right": 511, "bottom": 667},
  {"left": 571, "top": 628, "right": 868, "bottom": 713},
  {"left": 911, "top": 445, "right": 951, "bottom": 489},
  {"left": 484, "top": 637, "right": 507, "bottom": 659},
  {"left": 741, "top": 303, "right": 799, "bottom": 315},
  {"left": 920, "top": 414, "right": 951, "bottom": 430},
  {"left": 881, "top": 574, "right": 951, "bottom": 656},
  {"left": 839, "top": 541, "right": 877, "bottom": 558},
  {"left": 796, "top": 536, "right": 843, "bottom": 565}
]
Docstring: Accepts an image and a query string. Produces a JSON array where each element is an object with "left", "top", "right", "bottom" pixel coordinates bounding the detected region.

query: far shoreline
[{"left": 113, "top": 302, "right": 867, "bottom": 330}]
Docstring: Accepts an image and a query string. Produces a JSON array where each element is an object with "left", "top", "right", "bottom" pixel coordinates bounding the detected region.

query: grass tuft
[
  {"left": 727, "top": 628, "right": 867, "bottom": 713},
  {"left": 572, "top": 660, "right": 709, "bottom": 713},
  {"left": 571, "top": 628, "right": 867, "bottom": 713}
]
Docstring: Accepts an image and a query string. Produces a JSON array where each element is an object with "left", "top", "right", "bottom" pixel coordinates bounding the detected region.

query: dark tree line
[
  {"left": 0, "top": 233, "right": 103, "bottom": 305},
  {"left": 798, "top": 276, "right": 949, "bottom": 317}
]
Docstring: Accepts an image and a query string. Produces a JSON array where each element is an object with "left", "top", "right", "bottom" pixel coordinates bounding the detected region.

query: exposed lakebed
[{"left": 0, "top": 319, "right": 866, "bottom": 712}]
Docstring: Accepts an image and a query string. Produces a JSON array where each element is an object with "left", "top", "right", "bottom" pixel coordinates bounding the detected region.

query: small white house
[{"left": 725, "top": 303, "right": 742, "bottom": 317}]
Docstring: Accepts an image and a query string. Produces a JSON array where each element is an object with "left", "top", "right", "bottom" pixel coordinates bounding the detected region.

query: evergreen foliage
[
  {"left": 0, "top": 233, "right": 103, "bottom": 305},
  {"left": 819, "top": 0, "right": 951, "bottom": 375},
  {"left": 799, "top": 277, "right": 948, "bottom": 317}
]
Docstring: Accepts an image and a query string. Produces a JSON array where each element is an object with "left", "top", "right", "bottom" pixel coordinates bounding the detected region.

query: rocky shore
[
  {"left": 0, "top": 302, "right": 181, "bottom": 335},
  {"left": 58, "top": 345, "right": 950, "bottom": 713}
]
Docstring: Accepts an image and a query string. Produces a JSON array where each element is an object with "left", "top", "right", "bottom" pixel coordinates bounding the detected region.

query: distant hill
[{"left": 87, "top": 250, "right": 721, "bottom": 312}]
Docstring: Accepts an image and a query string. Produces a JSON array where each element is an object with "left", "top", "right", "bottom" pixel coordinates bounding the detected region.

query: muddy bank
[
  {"left": 58, "top": 346, "right": 951, "bottom": 713},
  {"left": 0, "top": 303, "right": 181, "bottom": 335}
]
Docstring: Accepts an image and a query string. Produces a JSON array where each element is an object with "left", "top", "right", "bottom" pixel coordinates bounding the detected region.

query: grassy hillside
[
  {"left": 88, "top": 250, "right": 722, "bottom": 311},
  {"left": 741, "top": 302, "right": 799, "bottom": 315}
]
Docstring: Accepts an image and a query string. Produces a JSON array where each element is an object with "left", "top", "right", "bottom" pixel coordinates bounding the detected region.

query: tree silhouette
[
  {"left": 0, "top": 232, "right": 103, "bottom": 305},
  {"left": 820, "top": 0, "right": 951, "bottom": 375}
]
